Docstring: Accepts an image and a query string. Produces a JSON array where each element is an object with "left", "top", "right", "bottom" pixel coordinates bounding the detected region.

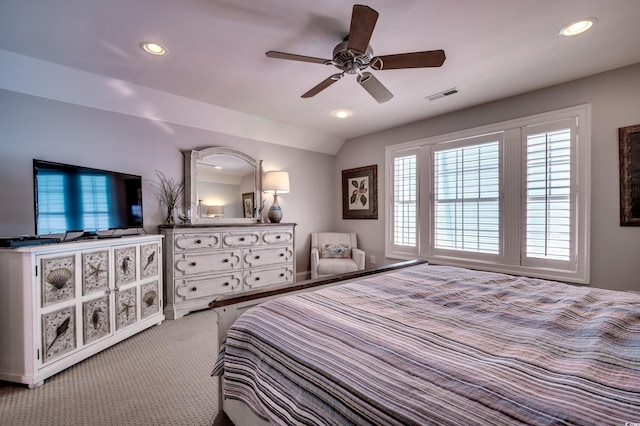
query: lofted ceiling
[{"left": 1, "top": 0, "right": 640, "bottom": 155}]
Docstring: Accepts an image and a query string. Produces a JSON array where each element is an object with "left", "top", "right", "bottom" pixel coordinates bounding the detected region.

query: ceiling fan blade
[
  {"left": 371, "top": 50, "right": 446, "bottom": 70},
  {"left": 266, "top": 51, "right": 330, "bottom": 65},
  {"left": 346, "top": 5, "right": 379, "bottom": 55},
  {"left": 301, "top": 73, "right": 344, "bottom": 98},
  {"left": 357, "top": 72, "right": 393, "bottom": 103}
]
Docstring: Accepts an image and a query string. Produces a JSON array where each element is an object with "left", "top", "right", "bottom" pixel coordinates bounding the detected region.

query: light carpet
[{"left": 0, "top": 309, "right": 219, "bottom": 426}]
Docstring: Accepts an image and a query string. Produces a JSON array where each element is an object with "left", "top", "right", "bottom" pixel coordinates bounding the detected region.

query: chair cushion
[
  {"left": 317, "top": 258, "right": 358, "bottom": 275},
  {"left": 320, "top": 243, "right": 352, "bottom": 259}
]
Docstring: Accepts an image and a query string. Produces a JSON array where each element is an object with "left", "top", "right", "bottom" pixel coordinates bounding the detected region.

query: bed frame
[{"left": 209, "top": 260, "right": 427, "bottom": 426}]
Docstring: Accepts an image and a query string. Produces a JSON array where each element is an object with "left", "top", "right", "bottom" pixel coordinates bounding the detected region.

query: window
[
  {"left": 385, "top": 105, "right": 590, "bottom": 283},
  {"left": 392, "top": 150, "right": 418, "bottom": 250},
  {"left": 433, "top": 137, "right": 500, "bottom": 256}
]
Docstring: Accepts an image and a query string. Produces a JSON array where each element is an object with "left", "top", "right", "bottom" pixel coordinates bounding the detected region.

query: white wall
[
  {"left": 0, "top": 89, "right": 335, "bottom": 273},
  {"left": 336, "top": 62, "right": 640, "bottom": 292}
]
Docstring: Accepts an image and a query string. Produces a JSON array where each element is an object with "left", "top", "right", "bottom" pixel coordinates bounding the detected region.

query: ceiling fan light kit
[{"left": 265, "top": 4, "right": 446, "bottom": 104}]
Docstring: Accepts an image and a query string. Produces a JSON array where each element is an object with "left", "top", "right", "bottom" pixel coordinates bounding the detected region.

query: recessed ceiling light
[
  {"left": 332, "top": 110, "right": 352, "bottom": 119},
  {"left": 139, "top": 41, "right": 166, "bottom": 55},
  {"left": 559, "top": 18, "right": 597, "bottom": 36}
]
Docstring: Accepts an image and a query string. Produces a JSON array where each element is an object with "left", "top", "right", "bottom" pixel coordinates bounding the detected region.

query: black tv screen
[{"left": 33, "top": 160, "right": 143, "bottom": 235}]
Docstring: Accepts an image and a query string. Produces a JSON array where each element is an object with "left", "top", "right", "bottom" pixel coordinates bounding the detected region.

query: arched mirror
[{"left": 184, "top": 147, "right": 262, "bottom": 224}]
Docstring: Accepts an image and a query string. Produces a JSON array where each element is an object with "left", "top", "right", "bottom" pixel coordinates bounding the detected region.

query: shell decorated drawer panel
[
  {"left": 41, "top": 255, "right": 76, "bottom": 307},
  {"left": 261, "top": 229, "right": 294, "bottom": 245},
  {"left": 243, "top": 245, "right": 293, "bottom": 269},
  {"left": 174, "top": 233, "right": 221, "bottom": 251},
  {"left": 174, "top": 250, "right": 242, "bottom": 276},
  {"left": 244, "top": 265, "right": 294, "bottom": 291},
  {"left": 175, "top": 272, "right": 243, "bottom": 300},
  {"left": 222, "top": 231, "right": 260, "bottom": 247}
]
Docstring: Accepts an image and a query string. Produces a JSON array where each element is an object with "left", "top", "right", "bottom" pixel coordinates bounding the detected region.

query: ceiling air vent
[{"left": 426, "top": 87, "right": 458, "bottom": 101}]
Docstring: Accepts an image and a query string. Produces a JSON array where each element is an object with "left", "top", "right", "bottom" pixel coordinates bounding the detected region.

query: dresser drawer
[
  {"left": 174, "top": 250, "right": 241, "bottom": 276},
  {"left": 174, "top": 233, "right": 221, "bottom": 251},
  {"left": 175, "top": 272, "right": 242, "bottom": 300},
  {"left": 243, "top": 245, "right": 293, "bottom": 268},
  {"left": 244, "top": 265, "right": 294, "bottom": 290},
  {"left": 222, "top": 231, "right": 260, "bottom": 247},
  {"left": 261, "top": 229, "right": 294, "bottom": 245}
]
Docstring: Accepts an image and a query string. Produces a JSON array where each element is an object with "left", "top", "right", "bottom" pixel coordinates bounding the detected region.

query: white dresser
[
  {"left": 160, "top": 223, "right": 295, "bottom": 319},
  {"left": 0, "top": 234, "right": 164, "bottom": 387}
]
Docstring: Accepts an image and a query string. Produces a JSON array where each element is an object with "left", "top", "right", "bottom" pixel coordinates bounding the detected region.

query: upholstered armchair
[{"left": 310, "top": 232, "right": 365, "bottom": 279}]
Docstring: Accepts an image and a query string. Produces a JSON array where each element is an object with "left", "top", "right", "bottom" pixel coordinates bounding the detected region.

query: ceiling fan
[{"left": 265, "top": 4, "right": 446, "bottom": 104}]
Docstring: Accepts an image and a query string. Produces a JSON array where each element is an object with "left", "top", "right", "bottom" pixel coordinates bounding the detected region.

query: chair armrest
[
  {"left": 310, "top": 247, "right": 320, "bottom": 279},
  {"left": 352, "top": 248, "right": 365, "bottom": 270}
]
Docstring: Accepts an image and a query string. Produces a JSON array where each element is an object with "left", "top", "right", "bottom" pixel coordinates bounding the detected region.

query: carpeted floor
[{"left": 0, "top": 308, "right": 219, "bottom": 426}]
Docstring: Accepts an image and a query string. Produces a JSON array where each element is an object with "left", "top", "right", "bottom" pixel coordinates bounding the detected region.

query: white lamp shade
[{"left": 263, "top": 171, "right": 290, "bottom": 194}]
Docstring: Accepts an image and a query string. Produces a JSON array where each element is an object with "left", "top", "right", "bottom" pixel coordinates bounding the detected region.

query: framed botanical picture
[
  {"left": 342, "top": 165, "right": 378, "bottom": 219},
  {"left": 242, "top": 192, "right": 255, "bottom": 218},
  {"left": 619, "top": 123, "right": 640, "bottom": 225}
]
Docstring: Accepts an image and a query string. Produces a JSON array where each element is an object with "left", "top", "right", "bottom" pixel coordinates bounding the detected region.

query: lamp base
[{"left": 268, "top": 194, "right": 283, "bottom": 223}]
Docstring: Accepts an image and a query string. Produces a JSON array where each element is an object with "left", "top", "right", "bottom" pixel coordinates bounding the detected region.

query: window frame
[
  {"left": 385, "top": 104, "right": 591, "bottom": 284},
  {"left": 430, "top": 132, "right": 504, "bottom": 262}
]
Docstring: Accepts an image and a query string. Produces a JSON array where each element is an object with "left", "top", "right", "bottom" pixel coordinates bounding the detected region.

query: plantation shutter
[
  {"left": 433, "top": 137, "right": 501, "bottom": 256},
  {"left": 391, "top": 150, "right": 419, "bottom": 253},
  {"left": 522, "top": 118, "right": 576, "bottom": 269}
]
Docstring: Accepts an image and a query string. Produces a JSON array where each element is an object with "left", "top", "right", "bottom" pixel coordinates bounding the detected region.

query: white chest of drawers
[{"left": 160, "top": 223, "right": 295, "bottom": 319}]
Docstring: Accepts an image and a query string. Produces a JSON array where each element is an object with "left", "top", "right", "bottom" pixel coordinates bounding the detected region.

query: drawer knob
[
  {"left": 280, "top": 273, "right": 284, "bottom": 277},
  {"left": 195, "top": 239, "right": 202, "bottom": 244},
  {"left": 191, "top": 286, "right": 197, "bottom": 292},
  {"left": 279, "top": 253, "right": 284, "bottom": 257},
  {"left": 240, "top": 237, "right": 245, "bottom": 241},
  {"left": 255, "top": 277, "right": 260, "bottom": 281},
  {"left": 190, "top": 261, "right": 197, "bottom": 266},
  {"left": 255, "top": 255, "right": 260, "bottom": 260},
  {"left": 222, "top": 259, "right": 229, "bottom": 263},
  {"left": 276, "top": 235, "right": 281, "bottom": 239},
  {"left": 223, "top": 282, "right": 230, "bottom": 286}
]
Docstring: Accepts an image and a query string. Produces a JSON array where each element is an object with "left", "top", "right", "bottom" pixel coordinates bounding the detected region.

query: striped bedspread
[{"left": 213, "top": 265, "right": 640, "bottom": 425}]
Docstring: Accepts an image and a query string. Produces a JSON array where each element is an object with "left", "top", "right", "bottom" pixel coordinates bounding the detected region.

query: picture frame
[
  {"left": 342, "top": 165, "right": 378, "bottom": 219},
  {"left": 619, "top": 123, "right": 640, "bottom": 226},
  {"left": 242, "top": 192, "right": 255, "bottom": 218}
]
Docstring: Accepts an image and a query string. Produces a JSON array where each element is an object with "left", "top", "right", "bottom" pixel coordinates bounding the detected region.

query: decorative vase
[{"left": 165, "top": 206, "right": 176, "bottom": 225}]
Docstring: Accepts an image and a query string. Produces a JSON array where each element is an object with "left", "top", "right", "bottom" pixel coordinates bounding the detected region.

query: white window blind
[
  {"left": 393, "top": 153, "right": 418, "bottom": 247},
  {"left": 434, "top": 140, "right": 500, "bottom": 254},
  {"left": 523, "top": 119, "right": 576, "bottom": 267}
]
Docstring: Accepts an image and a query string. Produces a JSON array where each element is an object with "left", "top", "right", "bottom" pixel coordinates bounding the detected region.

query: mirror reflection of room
[{"left": 196, "top": 155, "right": 255, "bottom": 219}]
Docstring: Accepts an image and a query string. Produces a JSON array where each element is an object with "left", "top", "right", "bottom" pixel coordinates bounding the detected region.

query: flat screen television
[{"left": 33, "top": 159, "right": 143, "bottom": 236}]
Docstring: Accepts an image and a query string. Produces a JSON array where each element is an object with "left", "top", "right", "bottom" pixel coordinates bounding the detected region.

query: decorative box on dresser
[
  {"left": 159, "top": 223, "right": 296, "bottom": 319},
  {"left": 0, "top": 234, "right": 164, "bottom": 387}
]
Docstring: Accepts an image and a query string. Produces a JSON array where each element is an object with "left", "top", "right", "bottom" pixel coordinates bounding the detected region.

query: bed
[{"left": 212, "top": 263, "right": 640, "bottom": 425}]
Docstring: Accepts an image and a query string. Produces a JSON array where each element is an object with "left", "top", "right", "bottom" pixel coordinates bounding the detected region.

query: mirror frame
[{"left": 184, "top": 147, "right": 262, "bottom": 224}]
